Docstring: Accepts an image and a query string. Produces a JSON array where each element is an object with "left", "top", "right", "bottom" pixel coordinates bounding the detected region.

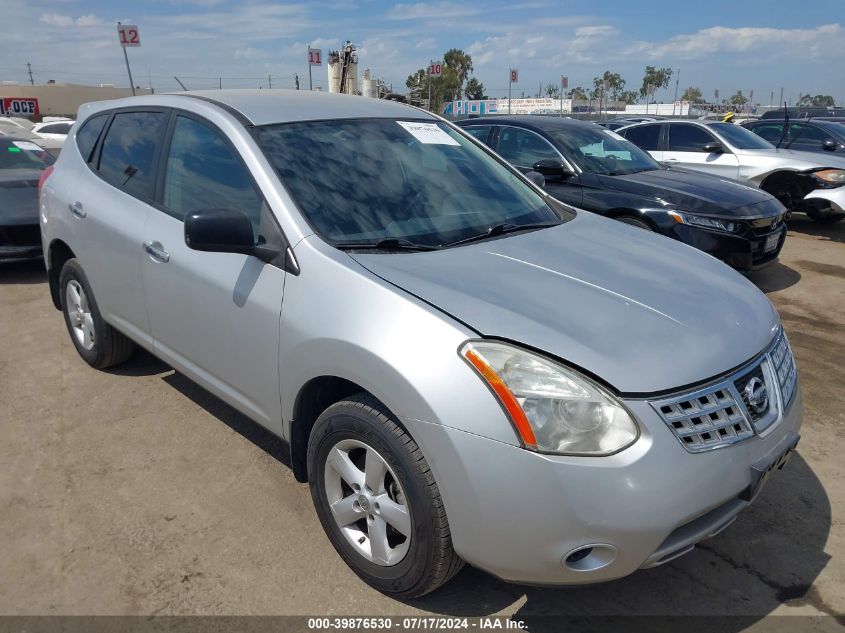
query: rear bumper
[{"left": 0, "top": 223, "right": 42, "bottom": 262}]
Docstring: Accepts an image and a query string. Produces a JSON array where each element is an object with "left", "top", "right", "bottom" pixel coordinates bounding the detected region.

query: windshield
[
  {"left": 548, "top": 126, "right": 660, "bottom": 175},
  {"left": 709, "top": 123, "right": 775, "bottom": 150},
  {"left": 0, "top": 139, "right": 54, "bottom": 169},
  {"left": 255, "top": 119, "right": 564, "bottom": 248}
]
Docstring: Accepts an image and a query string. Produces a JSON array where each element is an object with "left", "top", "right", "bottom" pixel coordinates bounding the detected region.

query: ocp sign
[{"left": 0, "top": 98, "right": 40, "bottom": 117}]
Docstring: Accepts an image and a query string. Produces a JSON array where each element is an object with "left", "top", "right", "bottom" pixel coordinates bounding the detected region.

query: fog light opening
[{"left": 562, "top": 544, "right": 617, "bottom": 572}]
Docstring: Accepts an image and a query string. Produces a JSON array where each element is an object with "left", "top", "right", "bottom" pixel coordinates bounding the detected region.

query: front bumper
[
  {"left": 652, "top": 218, "right": 786, "bottom": 272},
  {"left": 804, "top": 185, "right": 845, "bottom": 214},
  {"left": 404, "top": 388, "right": 803, "bottom": 585},
  {"left": 0, "top": 223, "right": 42, "bottom": 262}
]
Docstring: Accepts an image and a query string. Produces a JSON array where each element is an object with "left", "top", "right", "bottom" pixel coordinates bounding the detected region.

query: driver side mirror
[
  {"left": 184, "top": 206, "right": 285, "bottom": 266},
  {"left": 822, "top": 139, "right": 838, "bottom": 152},
  {"left": 532, "top": 159, "right": 575, "bottom": 180},
  {"left": 702, "top": 141, "right": 726, "bottom": 154}
]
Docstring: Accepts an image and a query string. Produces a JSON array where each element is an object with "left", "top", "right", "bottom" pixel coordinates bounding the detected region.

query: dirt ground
[{"left": 1, "top": 217, "right": 843, "bottom": 627}]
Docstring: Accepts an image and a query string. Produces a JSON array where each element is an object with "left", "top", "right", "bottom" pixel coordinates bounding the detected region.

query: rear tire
[
  {"left": 617, "top": 215, "right": 653, "bottom": 231},
  {"left": 60, "top": 259, "right": 134, "bottom": 369},
  {"left": 307, "top": 394, "right": 463, "bottom": 597}
]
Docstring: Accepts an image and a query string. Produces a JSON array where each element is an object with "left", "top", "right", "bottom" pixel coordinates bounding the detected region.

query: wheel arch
[
  {"left": 604, "top": 207, "right": 658, "bottom": 229},
  {"left": 289, "top": 375, "right": 415, "bottom": 483},
  {"left": 47, "top": 239, "right": 76, "bottom": 310},
  {"left": 758, "top": 169, "right": 818, "bottom": 211}
]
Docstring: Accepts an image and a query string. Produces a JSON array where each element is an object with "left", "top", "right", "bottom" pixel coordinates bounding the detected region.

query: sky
[{"left": 1, "top": 0, "right": 844, "bottom": 105}]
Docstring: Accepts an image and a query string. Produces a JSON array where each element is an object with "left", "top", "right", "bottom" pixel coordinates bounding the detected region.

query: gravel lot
[{"left": 1, "top": 217, "right": 843, "bottom": 626}]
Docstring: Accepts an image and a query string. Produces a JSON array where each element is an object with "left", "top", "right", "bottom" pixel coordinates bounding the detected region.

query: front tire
[
  {"left": 307, "top": 394, "right": 463, "bottom": 597},
  {"left": 60, "top": 258, "right": 134, "bottom": 369},
  {"left": 806, "top": 209, "right": 845, "bottom": 224}
]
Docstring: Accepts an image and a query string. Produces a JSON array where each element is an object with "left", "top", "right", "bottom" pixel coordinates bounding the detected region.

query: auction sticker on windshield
[{"left": 397, "top": 121, "right": 460, "bottom": 146}]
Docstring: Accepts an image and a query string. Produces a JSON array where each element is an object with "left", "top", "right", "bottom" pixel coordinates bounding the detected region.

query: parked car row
[
  {"left": 457, "top": 116, "right": 787, "bottom": 271},
  {"left": 36, "top": 90, "right": 802, "bottom": 598},
  {"left": 616, "top": 119, "right": 845, "bottom": 223}
]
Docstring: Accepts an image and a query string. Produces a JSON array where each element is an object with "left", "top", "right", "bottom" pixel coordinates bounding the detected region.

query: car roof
[
  {"left": 456, "top": 115, "right": 597, "bottom": 132},
  {"left": 82, "top": 89, "right": 436, "bottom": 126}
]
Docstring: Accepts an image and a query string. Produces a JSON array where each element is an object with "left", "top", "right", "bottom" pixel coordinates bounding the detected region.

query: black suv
[{"left": 457, "top": 116, "right": 787, "bottom": 271}]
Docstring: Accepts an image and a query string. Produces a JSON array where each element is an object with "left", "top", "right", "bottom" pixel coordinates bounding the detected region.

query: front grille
[
  {"left": 771, "top": 332, "right": 797, "bottom": 407},
  {"left": 651, "top": 329, "right": 796, "bottom": 453}
]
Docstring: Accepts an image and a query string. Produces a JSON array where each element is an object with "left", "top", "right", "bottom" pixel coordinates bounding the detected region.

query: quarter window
[
  {"left": 622, "top": 124, "right": 661, "bottom": 151},
  {"left": 496, "top": 127, "right": 561, "bottom": 168},
  {"left": 98, "top": 111, "right": 168, "bottom": 199},
  {"left": 750, "top": 123, "right": 785, "bottom": 144},
  {"left": 788, "top": 123, "right": 831, "bottom": 146},
  {"left": 162, "top": 115, "right": 264, "bottom": 235},
  {"left": 75, "top": 114, "right": 108, "bottom": 163},
  {"left": 667, "top": 124, "right": 717, "bottom": 152}
]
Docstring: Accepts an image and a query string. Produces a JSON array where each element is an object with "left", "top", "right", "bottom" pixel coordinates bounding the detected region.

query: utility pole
[
  {"left": 295, "top": 74, "right": 300, "bottom": 90},
  {"left": 117, "top": 23, "right": 136, "bottom": 96},
  {"left": 26, "top": 62, "right": 34, "bottom": 85},
  {"left": 219, "top": 77, "right": 222, "bottom": 89},
  {"left": 672, "top": 69, "right": 680, "bottom": 116},
  {"left": 308, "top": 46, "right": 313, "bottom": 90},
  {"left": 268, "top": 74, "right": 272, "bottom": 89},
  {"left": 779, "top": 87, "right": 784, "bottom": 108},
  {"left": 428, "top": 60, "right": 433, "bottom": 111}
]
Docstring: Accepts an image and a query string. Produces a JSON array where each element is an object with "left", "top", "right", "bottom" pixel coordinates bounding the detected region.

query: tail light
[{"left": 37, "top": 165, "right": 54, "bottom": 193}]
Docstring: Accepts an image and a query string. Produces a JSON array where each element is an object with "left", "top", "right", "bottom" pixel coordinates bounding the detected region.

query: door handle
[
  {"left": 143, "top": 240, "right": 170, "bottom": 263},
  {"left": 69, "top": 201, "right": 86, "bottom": 218}
]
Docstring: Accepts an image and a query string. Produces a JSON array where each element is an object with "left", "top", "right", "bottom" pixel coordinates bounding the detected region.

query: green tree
[
  {"left": 544, "top": 82, "right": 560, "bottom": 98},
  {"left": 619, "top": 90, "right": 639, "bottom": 105},
  {"left": 681, "top": 86, "right": 705, "bottom": 103},
  {"left": 640, "top": 66, "right": 673, "bottom": 100},
  {"left": 406, "top": 48, "right": 474, "bottom": 111},
  {"left": 443, "top": 48, "right": 473, "bottom": 98},
  {"left": 568, "top": 86, "right": 587, "bottom": 100},
  {"left": 465, "top": 77, "right": 486, "bottom": 100},
  {"left": 798, "top": 94, "right": 835, "bottom": 107},
  {"left": 593, "top": 70, "right": 626, "bottom": 101},
  {"left": 729, "top": 90, "right": 748, "bottom": 106}
]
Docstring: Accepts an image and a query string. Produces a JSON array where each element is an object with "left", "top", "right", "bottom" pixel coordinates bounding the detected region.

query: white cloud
[
  {"left": 39, "top": 13, "right": 74, "bottom": 27},
  {"left": 414, "top": 37, "right": 436, "bottom": 50},
  {"left": 385, "top": 2, "right": 480, "bottom": 20},
  {"left": 39, "top": 13, "right": 105, "bottom": 28},
  {"left": 631, "top": 24, "right": 845, "bottom": 60},
  {"left": 75, "top": 14, "right": 104, "bottom": 27}
]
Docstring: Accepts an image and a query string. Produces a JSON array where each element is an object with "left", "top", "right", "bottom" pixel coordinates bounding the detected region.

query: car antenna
[{"left": 775, "top": 101, "right": 789, "bottom": 149}]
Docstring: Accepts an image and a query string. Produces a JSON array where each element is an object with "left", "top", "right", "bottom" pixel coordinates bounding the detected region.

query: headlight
[
  {"left": 812, "top": 169, "right": 845, "bottom": 186},
  {"left": 668, "top": 211, "right": 738, "bottom": 233},
  {"left": 460, "top": 341, "right": 639, "bottom": 456}
]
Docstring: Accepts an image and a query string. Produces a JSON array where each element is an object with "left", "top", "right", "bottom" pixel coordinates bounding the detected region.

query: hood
[
  {"left": 0, "top": 168, "right": 41, "bottom": 225},
  {"left": 351, "top": 212, "right": 779, "bottom": 394},
  {"left": 596, "top": 167, "right": 778, "bottom": 217},
  {"left": 738, "top": 147, "right": 845, "bottom": 169}
]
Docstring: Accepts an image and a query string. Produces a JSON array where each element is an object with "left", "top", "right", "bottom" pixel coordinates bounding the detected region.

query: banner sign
[{"left": 0, "top": 97, "right": 39, "bottom": 116}]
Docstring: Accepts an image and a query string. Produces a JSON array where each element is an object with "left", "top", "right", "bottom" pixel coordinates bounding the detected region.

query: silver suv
[{"left": 40, "top": 91, "right": 802, "bottom": 596}]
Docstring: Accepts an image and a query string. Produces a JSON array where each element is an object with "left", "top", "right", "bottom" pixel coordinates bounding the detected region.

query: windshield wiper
[
  {"left": 334, "top": 237, "right": 440, "bottom": 252},
  {"left": 441, "top": 222, "right": 560, "bottom": 248}
]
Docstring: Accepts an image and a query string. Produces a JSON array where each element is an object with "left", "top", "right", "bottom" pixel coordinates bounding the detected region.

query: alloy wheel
[
  {"left": 323, "top": 438, "right": 412, "bottom": 566},
  {"left": 66, "top": 279, "right": 95, "bottom": 351}
]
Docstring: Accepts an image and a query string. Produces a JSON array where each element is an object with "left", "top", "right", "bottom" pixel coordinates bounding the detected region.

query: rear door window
[
  {"left": 667, "top": 124, "right": 717, "bottom": 152},
  {"left": 495, "top": 126, "right": 561, "bottom": 168},
  {"left": 621, "top": 124, "right": 661, "bottom": 151},
  {"left": 462, "top": 125, "right": 492, "bottom": 145},
  {"left": 97, "top": 111, "right": 168, "bottom": 200},
  {"left": 75, "top": 114, "right": 108, "bottom": 163},
  {"left": 749, "top": 123, "right": 785, "bottom": 144}
]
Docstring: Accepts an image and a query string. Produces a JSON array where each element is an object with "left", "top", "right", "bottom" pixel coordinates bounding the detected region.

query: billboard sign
[{"left": 0, "top": 97, "right": 39, "bottom": 117}]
